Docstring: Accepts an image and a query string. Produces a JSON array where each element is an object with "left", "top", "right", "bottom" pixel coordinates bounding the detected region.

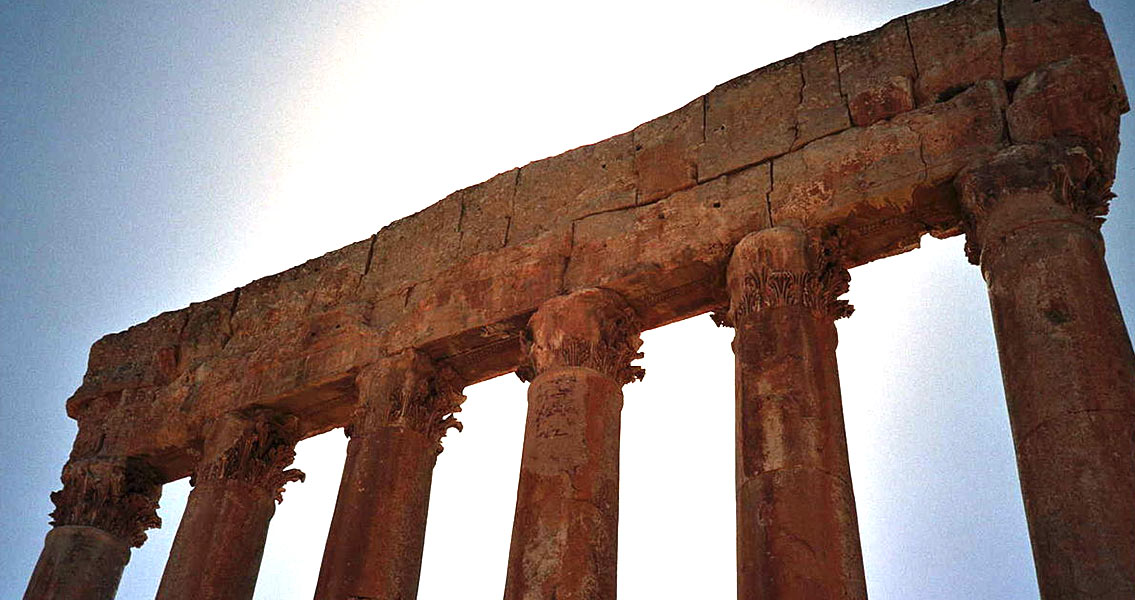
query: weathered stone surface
[
  {"left": 701, "top": 58, "right": 800, "bottom": 181},
  {"left": 836, "top": 18, "right": 917, "bottom": 127},
  {"left": 55, "top": 0, "right": 1127, "bottom": 480},
  {"left": 23, "top": 527, "right": 131, "bottom": 600},
  {"left": 567, "top": 164, "right": 769, "bottom": 323},
  {"left": 1007, "top": 56, "right": 1125, "bottom": 169},
  {"left": 511, "top": 132, "right": 637, "bottom": 245},
  {"left": 456, "top": 168, "right": 517, "bottom": 257},
  {"left": 315, "top": 351, "right": 464, "bottom": 600},
  {"left": 363, "top": 196, "right": 461, "bottom": 295},
  {"left": 728, "top": 228, "right": 864, "bottom": 600},
  {"left": 1002, "top": 0, "right": 1125, "bottom": 106},
  {"left": 906, "top": 0, "right": 1001, "bottom": 105},
  {"left": 156, "top": 410, "right": 303, "bottom": 600},
  {"left": 958, "top": 144, "right": 1135, "bottom": 600},
  {"left": 771, "top": 80, "right": 1006, "bottom": 226},
  {"left": 505, "top": 289, "right": 641, "bottom": 600},
  {"left": 797, "top": 42, "right": 852, "bottom": 147},
  {"left": 634, "top": 98, "right": 703, "bottom": 203}
]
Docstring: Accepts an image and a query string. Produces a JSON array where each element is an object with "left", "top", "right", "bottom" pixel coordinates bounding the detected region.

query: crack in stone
[
  {"left": 220, "top": 287, "right": 242, "bottom": 351},
  {"left": 700, "top": 95, "right": 708, "bottom": 144},
  {"left": 832, "top": 42, "right": 853, "bottom": 125},
  {"left": 996, "top": 0, "right": 1008, "bottom": 83},
  {"left": 903, "top": 16, "right": 921, "bottom": 91},
  {"left": 766, "top": 160, "right": 776, "bottom": 227},
  {"left": 790, "top": 60, "right": 805, "bottom": 151},
  {"left": 362, "top": 234, "right": 377, "bottom": 277}
]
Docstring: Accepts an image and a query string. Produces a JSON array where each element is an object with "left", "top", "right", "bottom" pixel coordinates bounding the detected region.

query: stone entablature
[{"left": 64, "top": 0, "right": 1126, "bottom": 482}]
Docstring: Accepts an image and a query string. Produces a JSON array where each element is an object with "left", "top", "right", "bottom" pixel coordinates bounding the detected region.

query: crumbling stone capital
[
  {"left": 956, "top": 143, "right": 1114, "bottom": 266},
  {"left": 517, "top": 288, "right": 645, "bottom": 385},
  {"left": 49, "top": 456, "right": 163, "bottom": 548},
  {"left": 723, "top": 226, "right": 853, "bottom": 326},
  {"left": 190, "top": 408, "right": 305, "bottom": 504},
  {"left": 348, "top": 349, "right": 465, "bottom": 453}
]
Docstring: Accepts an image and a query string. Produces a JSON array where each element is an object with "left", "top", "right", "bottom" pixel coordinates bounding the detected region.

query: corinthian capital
[
  {"left": 724, "top": 226, "right": 853, "bottom": 325},
  {"left": 517, "top": 288, "right": 645, "bottom": 385},
  {"left": 349, "top": 350, "right": 466, "bottom": 453},
  {"left": 191, "top": 409, "right": 305, "bottom": 503},
  {"left": 956, "top": 143, "right": 1114, "bottom": 265},
  {"left": 49, "top": 457, "right": 163, "bottom": 547}
]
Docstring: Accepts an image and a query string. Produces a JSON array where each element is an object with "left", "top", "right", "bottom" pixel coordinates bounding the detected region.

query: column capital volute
[
  {"left": 189, "top": 408, "right": 305, "bottom": 503},
  {"left": 720, "top": 226, "right": 853, "bottom": 325},
  {"left": 349, "top": 349, "right": 466, "bottom": 453},
  {"left": 49, "top": 456, "right": 163, "bottom": 548},
  {"left": 956, "top": 143, "right": 1113, "bottom": 265},
  {"left": 517, "top": 287, "right": 645, "bottom": 385}
]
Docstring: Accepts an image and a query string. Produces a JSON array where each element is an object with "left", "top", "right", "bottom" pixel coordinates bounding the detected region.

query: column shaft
[
  {"left": 313, "top": 350, "right": 464, "bottom": 600},
  {"left": 504, "top": 288, "right": 643, "bottom": 600},
  {"left": 156, "top": 410, "right": 304, "bottom": 600},
  {"left": 726, "top": 227, "right": 866, "bottom": 600},
  {"left": 24, "top": 527, "right": 130, "bottom": 600},
  {"left": 960, "top": 145, "right": 1135, "bottom": 598}
]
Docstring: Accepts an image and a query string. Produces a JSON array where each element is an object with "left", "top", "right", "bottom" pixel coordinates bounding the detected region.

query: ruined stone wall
[{"left": 67, "top": 0, "right": 1127, "bottom": 480}]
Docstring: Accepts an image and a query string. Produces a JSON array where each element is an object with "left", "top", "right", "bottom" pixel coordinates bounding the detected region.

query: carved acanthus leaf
[
  {"left": 191, "top": 410, "right": 305, "bottom": 503},
  {"left": 49, "top": 457, "right": 162, "bottom": 547}
]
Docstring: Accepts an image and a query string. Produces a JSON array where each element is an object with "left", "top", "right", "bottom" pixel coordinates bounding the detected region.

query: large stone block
[
  {"left": 700, "top": 59, "right": 799, "bottom": 181},
  {"left": 771, "top": 81, "right": 1006, "bottom": 225},
  {"left": 388, "top": 227, "right": 572, "bottom": 352},
  {"left": 510, "top": 133, "right": 637, "bottom": 245},
  {"left": 362, "top": 196, "right": 462, "bottom": 296},
  {"left": 634, "top": 98, "right": 703, "bottom": 203},
  {"left": 1007, "top": 56, "right": 1125, "bottom": 167},
  {"left": 456, "top": 168, "right": 518, "bottom": 257},
  {"left": 1002, "top": 0, "right": 1123, "bottom": 108},
  {"left": 797, "top": 42, "right": 851, "bottom": 147},
  {"left": 906, "top": 0, "right": 1001, "bottom": 105},
  {"left": 836, "top": 18, "right": 918, "bottom": 127},
  {"left": 567, "top": 164, "right": 770, "bottom": 324}
]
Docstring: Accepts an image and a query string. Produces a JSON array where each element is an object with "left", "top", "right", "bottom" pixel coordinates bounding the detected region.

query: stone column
[
  {"left": 504, "top": 288, "right": 644, "bottom": 600},
  {"left": 722, "top": 226, "right": 866, "bottom": 600},
  {"left": 155, "top": 409, "right": 304, "bottom": 600},
  {"left": 24, "top": 457, "right": 162, "bottom": 600},
  {"left": 958, "top": 144, "right": 1135, "bottom": 599},
  {"left": 313, "top": 349, "right": 465, "bottom": 600}
]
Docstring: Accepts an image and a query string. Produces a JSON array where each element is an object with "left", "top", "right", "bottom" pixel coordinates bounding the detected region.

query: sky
[{"left": 1, "top": 1, "right": 1133, "bottom": 599}]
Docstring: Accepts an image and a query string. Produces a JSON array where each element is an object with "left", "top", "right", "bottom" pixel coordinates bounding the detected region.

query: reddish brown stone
[
  {"left": 797, "top": 42, "right": 852, "bottom": 147},
  {"left": 1002, "top": 0, "right": 1125, "bottom": 109},
  {"left": 1007, "top": 56, "right": 1125, "bottom": 170},
  {"left": 24, "top": 527, "right": 131, "bottom": 600},
  {"left": 156, "top": 410, "right": 303, "bottom": 600},
  {"left": 906, "top": 0, "right": 1001, "bottom": 105},
  {"left": 511, "top": 133, "right": 637, "bottom": 245},
  {"left": 455, "top": 168, "right": 518, "bottom": 257},
  {"left": 836, "top": 18, "right": 917, "bottom": 127},
  {"left": 314, "top": 351, "right": 464, "bottom": 600},
  {"left": 958, "top": 144, "right": 1135, "bottom": 599},
  {"left": 25, "top": 458, "right": 163, "bottom": 600},
  {"left": 505, "top": 289, "right": 643, "bottom": 600},
  {"left": 727, "top": 227, "right": 864, "bottom": 600},
  {"left": 772, "top": 79, "right": 1006, "bottom": 226},
  {"left": 701, "top": 58, "right": 799, "bottom": 181},
  {"left": 633, "top": 98, "right": 702, "bottom": 203}
]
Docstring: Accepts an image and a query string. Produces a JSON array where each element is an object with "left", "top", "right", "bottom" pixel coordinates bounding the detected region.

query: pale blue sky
[{"left": 2, "top": 2, "right": 1134, "bottom": 599}]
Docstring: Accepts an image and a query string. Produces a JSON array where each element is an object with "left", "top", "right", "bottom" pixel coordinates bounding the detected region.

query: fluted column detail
[
  {"left": 155, "top": 408, "right": 304, "bottom": 600},
  {"left": 24, "top": 457, "right": 162, "bottom": 600},
  {"left": 504, "top": 287, "right": 643, "bottom": 600},
  {"left": 958, "top": 143, "right": 1135, "bottom": 599},
  {"left": 724, "top": 226, "right": 866, "bottom": 600},
  {"left": 314, "top": 349, "right": 464, "bottom": 600}
]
